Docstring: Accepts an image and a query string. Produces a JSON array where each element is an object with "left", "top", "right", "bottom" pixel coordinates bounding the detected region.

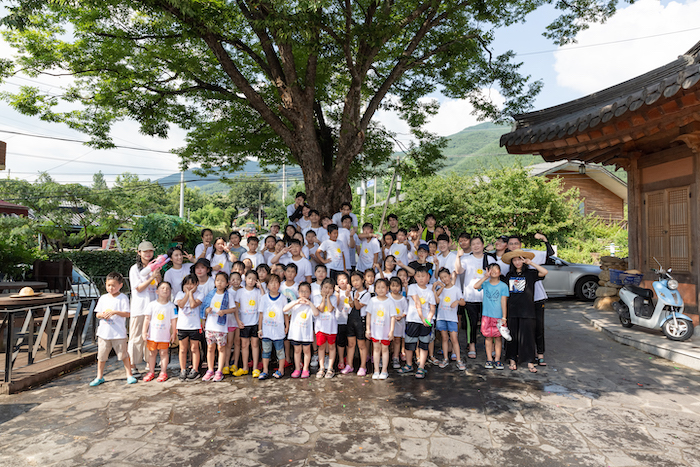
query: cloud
[{"left": 554, "top": 0, "right": 700, "bottom": 96}]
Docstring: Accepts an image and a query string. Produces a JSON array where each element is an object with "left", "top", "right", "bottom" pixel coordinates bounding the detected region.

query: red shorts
[
  {"left": 370, "top": 337, "right": 391, "bottom": 346},
  {"left": 481, "top": 316, "right": 500, "bottom": 338},
  {"left": 316, "top": 332, "right": 337, "bottom": 346},
  {"left": 147, "top": 340, "right": 169, "bottom": 351}
]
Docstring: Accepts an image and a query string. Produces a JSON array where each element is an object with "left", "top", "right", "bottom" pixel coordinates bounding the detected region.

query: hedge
[{"left": 49, "top": 250, "right": 137, "bottom": 279}]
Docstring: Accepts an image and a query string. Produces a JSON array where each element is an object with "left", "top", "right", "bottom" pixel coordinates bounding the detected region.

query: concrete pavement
[{"left": 1, "top": 299, "right": 700, "bottom": 466}]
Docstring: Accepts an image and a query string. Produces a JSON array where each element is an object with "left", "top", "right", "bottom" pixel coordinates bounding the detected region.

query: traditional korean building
[{"left": 502, "top": 40, "right": 700, "bottom": 312}]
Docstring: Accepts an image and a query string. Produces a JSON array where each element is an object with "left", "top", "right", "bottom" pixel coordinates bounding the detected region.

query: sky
[{"left": 1, "top": 0, "right": 700, "bottom": 186}]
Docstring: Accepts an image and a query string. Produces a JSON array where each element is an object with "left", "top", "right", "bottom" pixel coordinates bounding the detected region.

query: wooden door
[{"left": 644, "top": 186, "right": 691, "bottom": 272}]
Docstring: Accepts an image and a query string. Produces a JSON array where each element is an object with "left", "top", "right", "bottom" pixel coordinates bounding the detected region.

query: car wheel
[{"left": 575, "top": 276, "right": 598, "bottom": 301}]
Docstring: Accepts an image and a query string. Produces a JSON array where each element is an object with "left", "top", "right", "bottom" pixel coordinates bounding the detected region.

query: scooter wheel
[
  {"left": 619, "top": 315, "right": 633, "bottom": 328},
  {"left": 662, "top": 319, "right": 694, "bottom": 341}
]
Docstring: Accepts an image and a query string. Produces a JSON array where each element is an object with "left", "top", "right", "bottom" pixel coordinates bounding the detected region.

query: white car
[
  {"left": 542, "top": 256, "right": 601, "bottom": 301},
  {"left": 70, "top": 266, "right": 101, "bottom": 301}
]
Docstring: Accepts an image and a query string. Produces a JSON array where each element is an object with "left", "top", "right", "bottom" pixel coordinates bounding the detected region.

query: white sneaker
[
  {"left": 372, "top": 372, "right": 380, "bottom": 379},
  {"left": 378, "top": 372, "right": 388, "bottom": 380},
  {"left": 310, "top": 355, "right": 319, "bottom": 368},
  {"left": 498, "top": 320, "right": 512, "bottom": 341}
]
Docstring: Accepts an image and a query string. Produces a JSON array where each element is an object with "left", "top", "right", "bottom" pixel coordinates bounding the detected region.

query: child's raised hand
[
  {"left": 523, "top": 256, "right": 532, "bottom": 265},
  {"left": 457, "top": 248, "right": 464, "bottom": 257}
]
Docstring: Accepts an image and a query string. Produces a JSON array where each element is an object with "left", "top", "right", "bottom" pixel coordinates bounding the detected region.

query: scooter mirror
[{"left": 668, "top": 268, "right": 672, "bottom": 273}]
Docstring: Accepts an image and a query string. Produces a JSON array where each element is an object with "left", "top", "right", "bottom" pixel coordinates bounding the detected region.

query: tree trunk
[{"left": 300, "top": 158, "right": 352, "bottom": 218}]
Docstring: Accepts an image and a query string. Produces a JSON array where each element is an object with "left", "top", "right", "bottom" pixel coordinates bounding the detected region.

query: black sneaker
[
  {"left": 186, "top": 369, "right": 200, "bottom": 380},
  {"left": 178, "top": 369, "right": 187, "bottom": 381},
  {"left": 131, "top": 368, "right": 141, "bottom": 379}
]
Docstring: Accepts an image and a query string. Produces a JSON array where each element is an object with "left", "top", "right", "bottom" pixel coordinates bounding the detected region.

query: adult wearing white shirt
[
  {"left": 507, "top": 233, "right": 555, "bottom": 367},
  {"left": 338, "top": 215, "right": 357, "bottom": 271},
  {"left": 454, "top": 236, "right": 495, "bottom": 359},
  {"left": 433, "top": 234, "right": 457, "bottom": 279},
  {"left": 286, "top": 191, "right": 306, "bottom": 226},
  {"left": 332, "top": 202, "right": 358, "bottom": 229}
]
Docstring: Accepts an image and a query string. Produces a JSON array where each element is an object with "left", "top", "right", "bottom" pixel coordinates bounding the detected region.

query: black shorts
[
  {"left": 289, "top": 340, "right": 312, "bottom": 347},
  {"left": 336, "top": 324, "right": 348, "bottom": 347},
  {"left": 405, "top": 321, "right": 432, "bottom": 338},
  {"left": 347, "top": 309, "right": 366, "bottom": 340},
  {"left": 240, "top": 325, "right": 259, "bottom": 339},
  {"left": 178, "top": 329, "right": 203, "bottom": 341}
]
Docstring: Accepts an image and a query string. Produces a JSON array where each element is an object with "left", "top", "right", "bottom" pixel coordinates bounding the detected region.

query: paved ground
[{"left": 2, "top": 299, "right": 700, "bottom": 467}]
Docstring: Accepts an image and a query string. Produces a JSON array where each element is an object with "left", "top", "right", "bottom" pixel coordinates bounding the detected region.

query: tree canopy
[{"left": 0, "top": 0, "right": 626, "bottom": 213}]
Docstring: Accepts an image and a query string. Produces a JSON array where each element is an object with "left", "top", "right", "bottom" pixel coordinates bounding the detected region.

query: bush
[
  {"left": 120, "top": 213, "right": 201, "bottom": 254},
  {"left": 0, "top": 217, "right": 48, "bottom": 280},
  {"left": 49, "top": 250, "right": 137, "bottom": 278}
]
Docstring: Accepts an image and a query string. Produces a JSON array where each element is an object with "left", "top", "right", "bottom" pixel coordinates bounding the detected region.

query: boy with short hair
[
  {"left": 90, "top": 272, "right": 137, "bottom": 386},
  {"left": 304, "top": 209, "right": 329, "bottom": 243},
  {"left": 357, "top": 222, "right": 381, "bottom": 273},
  {"left": 241, "top": 236, "right": 265, "bottom": 268},
  {"left": 315, "top": 224, "right": 346, "bottom": 282},
  {"left": 398, "top": 267, "right": 436, "bottom": 379}
]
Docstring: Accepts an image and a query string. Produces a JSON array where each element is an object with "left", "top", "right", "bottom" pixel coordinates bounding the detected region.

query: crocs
[
  {"left": 156, "top": 372, "right": 168, "bottom": 382},
  {"left": 340, "top": 365, "right": 354, "bottom": 375},
  {"left": 357, "top": 368, "right": 367, "bottom": 377},
  {"left": 212, "top": 371, "right": 224, "bottom": 382},
  {"left": 273, "top": 370, "right": 283, "bottom": 379},
  {"left": 126, "top": 376, "right": 138, "bottom": 385},
  {"left": 143, "top": 372, "right": 156, "bottom": 382},
  {"left": 301, "top": 370, "right": 310, "bottom": 379},
  {"left": 89, "top": 377, "right": 105, "bottom": 387},
  {"left": 222, "top": 366, "right": 230, "bottom": 375},
  {"left": 484, "top": 361, "right": 494, "bottom": 370},
  {"left": 494, "top": 361, "right": 505, "bottom": 370},
  {"left": 291, "top": 369, "right": 301, "bottom": 378},
  {"left": 252, "top": 369, "right": 261, "bottom": 378},
  {"left": 232, "top": 368, "right": 249, "bottom": 377}
]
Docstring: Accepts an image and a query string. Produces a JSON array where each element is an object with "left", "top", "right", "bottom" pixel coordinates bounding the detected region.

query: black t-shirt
[{"left": 505, "top": 268, "right": 542, "bottom": 319}]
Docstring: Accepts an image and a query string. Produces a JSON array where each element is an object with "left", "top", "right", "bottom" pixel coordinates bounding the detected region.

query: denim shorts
[
  {"left": 436, "top": 320, "right": 458, "bottom": 333},
  {"left": 261, "top": 338, "right": 285, "bottom": 360}
]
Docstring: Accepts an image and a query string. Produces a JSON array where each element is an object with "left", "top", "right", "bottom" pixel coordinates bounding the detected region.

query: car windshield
[{"left": 72, "top": 268, "right": 90, "bottom": 284}]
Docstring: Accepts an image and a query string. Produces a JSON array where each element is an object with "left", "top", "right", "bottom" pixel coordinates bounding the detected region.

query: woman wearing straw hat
[
  {"left": 128, "top": 241, "right": 161, "bottom": 378},
  {"left": 501, "top": 250, "right": 548, "bottom": 373}
]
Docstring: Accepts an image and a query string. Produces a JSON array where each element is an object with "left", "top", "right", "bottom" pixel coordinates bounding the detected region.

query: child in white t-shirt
[
  {"left": 389, "top": 277, "right": 407, "bottom": 369},
  {"left": 175, "top": 274, "right": 204, "bottom": 381},
  {"left": 284, "top": 282, "right": 316, "bottom": 378},
  {"left": 141, "top": 281, "right": 177, "bottom": 383},
  {"left": 365, "top": 278, "right": 395, "bottom": 380},
  {"left": 399, "top": 267, "right": 436, "bottom": 379},
  {"left": 211, "top": 237, "right": 231, "bottom": 274},
  {"left": 90, "top": 272, "right": 136, "bottom": 386},
  {"left": 257, "top": 274, "right": 289, "bottom": 379},
  {"left": 313, "top": 278, "right": 339, "bottom": 378},
  {"left": 434, "top": 268, "right": 466, "bottom": 371},
  {"left": 241, "top": 236, "right": 265, "bottom": 269},
  {"left": 232, "top": 270, "right": 264, "bottom": 378},
  {"left": 201, "top": 272, "right": 238, "bottom": 382},
  {"left": 315, "top": 224, "right": 346, "bottom": 281},
  {"left": 224, "top": 272, "right": 243, "bottom": 375}
]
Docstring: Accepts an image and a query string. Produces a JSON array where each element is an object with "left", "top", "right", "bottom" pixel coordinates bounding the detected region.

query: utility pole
[
  {"left": 373, "top": 176, "right": 377, "bottom": 204},
  {"left": 282, "top": 164, "right": 287, "bottom": 202},
  {"left": 378, "top": 169, "right": 397, "bottom": 233},
  {"left": 360, "top": 180, "right": 367, "bottom": 225},
  {"left": 258, "top": 190, "right": 262, "bottom": 226},
  {"left": 395, "top": 175, "right": 402, "bottom": 205},
  {"left": 178, "top": 170, "right": 185, "bottom": 218}
]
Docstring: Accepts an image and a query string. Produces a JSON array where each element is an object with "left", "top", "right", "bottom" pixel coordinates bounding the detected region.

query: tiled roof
[{"left": 501, "top": 40, "right": 700, "bottom": 148}]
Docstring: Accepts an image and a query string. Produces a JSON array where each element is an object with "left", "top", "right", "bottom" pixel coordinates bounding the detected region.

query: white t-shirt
[
  {"left": 311, "top": 282, "right": 322, "bottom": 299},
  {"left": 146, "top": 300, "right": 177, "bottom": 342},
  {"left": 332, "top": 211, "right": 358, "bottom": 228},
  {"left": 386, "top": 243, "right": 410, "bottom": 268},
  {"left": 175, "top": 290, "right": 204, "bottom": 330},
  {"left": 280, "top": 255, "right": 313, "bottom": 282},
  {"left": 237, "top": 288, "right": 262, "bottom": 327},
  {"left": 195, "top": 243, "right": 213, "bottom": 261},
  {"left": 227, "top": 288, "right": 239, "bottom": 328},
  {"left": 357, "top": 238, "right": 381, "bottom": 272},
  {"left": 128, "top": 263, "right": 157, "bottom": 317},
  {"left": 406, "top": 283, "right": 437, "bottom": 324},
  {"left": 434, "top": 251, "right": 457, "bottom": 275},
  {"left": 391, "top": 295, "right": 408, "bottom": 337},
  {"left": 280, "top": 281, "right": 300, "bottom": 303},
  {"left": 95, "top": 293, "right": 130, "bottom": 340},
  {"left": 337, "top": 227, "right": 354, "bottom": 270},
  {"left": 336, "top": 288, "right": 352, "bottom": 324},
  {"left": 297, "top": 217, "right": 312, "bottom": 232},
  {"left": 287, "top": 302, "right": 315, "bottom": 342},
  {"left": 460, "top": 254, "right": 495, "bottom": 302},
  {"left": 366, "top": 296, "right": 394, "bottom": 341},
  {"left": 437, "top": 285, "right": 463, "bottom": 322},
  {"left": 205, "top": 292, "right": 229, "bottom": 333},
  {"left": 313, "top": 295, "right": 338, "bottom": 335},
  {"left": 258, "top": 294, "right": 288, "bottom": 340},
  {"left": 241, "top": 252, "right": 265, "bottom": 269},
  {"left": 353, "top": 289, "right": 372, "bottom": 318},
  {"left": 317, "top": 239, "right": 344, "bottom": 271},
  {"left": 197, "top": 277, "right": 216, "bottom": 300},
  {"left": 211, "top": 253, "right": 231, "bottom": 274},
  {"left": 304, "top": 226, "right": 329, "bottom": 243},
  {"left": 163, "top": 264, "right": 193, "bottom": 300}
]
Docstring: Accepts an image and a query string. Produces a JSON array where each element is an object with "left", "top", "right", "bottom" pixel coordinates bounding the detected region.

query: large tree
[{"left": 0, "top": 0, "right": 622, "bottom": 214}]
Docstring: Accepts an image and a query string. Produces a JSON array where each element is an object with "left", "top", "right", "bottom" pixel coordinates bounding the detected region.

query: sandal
[
  {"left": 156, "top": 372, "right": 168, "bottom": 382},
  {"left": 467, "top": 351, "right": 476, "bottom": 359},
  {"left": 528, "top": 365, "right": 538, "bottom": 373},
  {"left": 273, "top": 370, "right": 283, "bottom": 379},
  {"left": 537, "top": 357, "right": 547, "bottom": 366},
  {"left": 415, "top": 368, "right": 427, "bottom": 379},
  {"left": 508, "top": 360, "right": 517, "bottom": 371},
  {"left": 143, "top": 372, "right": 156, "bottom": 382},
  {"left": 457, "top": 361, "right": 467, "bottom": 371},
  {"left": 316, "top": 369, "right": 325, "bottom": 379},
  {"left": 325, "top": 369, "right": 335, "bottom": 379},
  {"left": 397, "top": 365, "right": 414, "bottom": 374}
]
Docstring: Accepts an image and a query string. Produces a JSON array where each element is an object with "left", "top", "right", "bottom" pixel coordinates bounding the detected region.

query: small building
[
  {"left": 501, "top": 40, "right": 700, "bottom": 311},
  {"left": 0, "top": 200, "right": 29, "bottom": 217},
  {"left": 527, "top": 161, "right": 627, "bottom": 222}
]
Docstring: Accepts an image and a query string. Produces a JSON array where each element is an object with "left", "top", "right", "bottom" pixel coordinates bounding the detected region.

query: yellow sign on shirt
[
  {"left": 324, "top": 306, "right": 330, "bottom": 312},
  {"left": 377, "top": 309, "right": 384, "bottom": 317},
  {"left": 268, "top": 311, "right": 276, "bottom": 318},
  {"left": 214, "top": 301, "right": 221, "bottom": 309},
  {"left": 157, "top": 313, "right": 165, "bottom": 320},
  {"left": 444, "top": 297, "right": 451, "bottom": 303},
  {"left": 336, "top": 248, "right": 341, "bottom": 254},
  {"left": 344, "top": 297, "right": 349, "bottom": 305},
  {"left": 420, "top": 297, "right": 426, "bottom": 305},
  {"left": 394, "top": 250, "right": 400, "bottom": 256},
  {"left": 248, "top": 299, "right": 256, "bottom": 307},
  {"left": 477, "top": 269, "right": 484, "bottom": 275},
  {"left": 300, "top": 312, "right": 307, "bottom": 319},
  {"left": 396, "top": 308, "right": 401, "bottom": 315},
  {"left": 364, "top": 248, "right": 369, "bottom": 254}
]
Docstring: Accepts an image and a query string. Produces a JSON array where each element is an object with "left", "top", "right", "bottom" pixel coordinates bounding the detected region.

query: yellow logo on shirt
[
  {"left": 396, "top": 308, "right": 401, "bottom": 315},
  {"left": 150, "top": 279, "right": 157, "bottom": 286},
  {"left": 420, "top": 297, "right": 426, "bottom": 305},
  {"left": 336, "top": 248, "right": 341, "bottom": 254},
  {"left": 156, "top": 313, "right": 165, "bottom": 321},
  {"left": 218, "top": 263, "right": 224, "bottom": 268},
  {"left": 344, "top": 297, "right": 349, "bottom": 305},
  {"left": 268, "top": 311, "right": 276, "bottom": 318},
  {"left": 444, "top": 297, "right": 451, "bottom": 303},
  {"left": 364, "top": 248, "right": 369, "bottom": 254},
  {"left": 377, "top": 309, "right": 384, "bottom": 317},
  {"left": 214, "top": 301, "right": 221, "bottom": 309},
  {"left": 248, "top": 299, "right": 256, "bottom": 307},
  {"left": 477, "top": 269, "right": 483, "bottom": 275},
  {"left": 300, "top": 312, "right": 307, "bottom": 319},
  {"left": 394, "top": 250, "right": 400, "bottom": 256},
  {"left": 105, "top": 308, "right": 112, "bottom": 313},
  {"left": 324, "top": 306, "right": 330, "bottom": 312}
]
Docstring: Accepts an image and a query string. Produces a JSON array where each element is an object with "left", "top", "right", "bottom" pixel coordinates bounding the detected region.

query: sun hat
[
  {"left": 11, "top": 287, "right": 42, "bottom": 298},
  {"left": 137, "top": 241, "right": 155, "bottom": 251},
  {"left": 501, "top": 249, "right": 536, "bottom": 265}
]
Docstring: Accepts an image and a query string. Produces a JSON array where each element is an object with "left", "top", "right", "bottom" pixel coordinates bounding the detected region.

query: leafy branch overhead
[{"left": 0, "top": 0, "right": 627, "bottom": 213}]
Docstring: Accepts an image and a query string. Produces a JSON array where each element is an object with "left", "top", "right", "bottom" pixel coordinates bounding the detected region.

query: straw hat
[
  {"left": 11, "top": 287, "right": 42, "bottom": 298},
  {"left": 501, "top": 249, "right": 535, "bottom": 265}
]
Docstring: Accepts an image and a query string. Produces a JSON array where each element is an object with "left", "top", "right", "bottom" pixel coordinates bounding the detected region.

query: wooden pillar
[{"left": 627, "top": 153, "right": 642, "bottom": 270}]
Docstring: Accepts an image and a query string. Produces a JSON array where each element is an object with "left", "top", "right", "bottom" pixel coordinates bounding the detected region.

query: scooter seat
[{"left": 624, "top": 284, "right": 653, "bottom": 300}]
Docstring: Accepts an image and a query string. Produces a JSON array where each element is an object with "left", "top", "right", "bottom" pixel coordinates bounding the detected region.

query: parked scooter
[{"left": 612, "top": 258, "right": 694, "bottom": 341}]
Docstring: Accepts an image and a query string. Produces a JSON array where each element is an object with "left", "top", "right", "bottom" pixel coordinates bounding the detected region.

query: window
[{"left": 645, "top": 186, "right": 691, "bottom": 272}]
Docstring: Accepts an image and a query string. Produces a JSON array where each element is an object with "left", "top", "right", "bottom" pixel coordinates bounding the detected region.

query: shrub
[
  {"left": 49, "top": 250, "right": 136, "bottom": 278},
  {"left": 120, "top": 213, "right": 201, "bottom": 254}
]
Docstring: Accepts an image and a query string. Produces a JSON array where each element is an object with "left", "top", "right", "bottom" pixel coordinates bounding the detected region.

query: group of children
[{"left": 90, "top": 204, "right": 553, "bottom": 386}]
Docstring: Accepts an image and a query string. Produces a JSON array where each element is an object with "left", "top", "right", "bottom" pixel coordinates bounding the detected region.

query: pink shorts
[
  {"left": 227, "top": 326, "right": 237, "bottom": 332},
  {"left": 481, "top": 316, "right": 500, "bottom": 338}
]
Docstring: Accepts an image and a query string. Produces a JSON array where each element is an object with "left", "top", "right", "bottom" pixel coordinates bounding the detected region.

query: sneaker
[
  {"left": 392, "top": 357, "right": 401, "bottom": 369},
  {"left": 372, "top": 372, "right": 380, "bottom": 379},
  {"left": 143, "top": 372, "right": 156, "bottom": 382},
  {"left": 178, "top": 370, "right": 187, "bottom": 381},
  {"left": 212, "top": 371, "right": 224, "bottom": 382},
  {"left": 357, "top": 368, "right": 367, "bottom": 377},
  {"left": 428, "top": 356, "right": 439, "bottom": 365},
  {"left": 340, "top": 365, "right": 354, "bottom": 375},
  {"left": 310, "top": 355, "right": 319, "bottom": 368},
  {"left": 494, "top": 361, "right": 505, "bottom": 370},
  {"left": 498, "top": 320, "right": 512, "bottom": 341},
  {"left": 186, "top": 369, "right": 200, "bottom": 380},
  {"left": 484, "top": 361, "right": 494, "bottom": 370},
  {"left": 126, "top": 376, "right": 138, "bottom": 384},
  {"left": 156, "top": 372, "right": 168, "bottom": 382},
  {"left": 222, "top": 366, "right": 230, "bottom": 375},
  {"left": 301, "top": 370, "right": 310, "bottom": 379},
  {"left": 291, "top": 369, "right": 301, "bottom": 378},
  {"left": 438, "top": 359, "right": 449, "bottom": 369},
  {"left": 202, "top": 370, "right": 215, "bottom": 381},
  {"left": 232, "top": 368, "right": 249, "bottom": 377},
  {"left": 378, "top": 372, "right": 388, "bottom": 380},
  {"left": 89, "top": 377, "right": 105, "bottom": 387},
  {"left": 252, "top": 369, "right": 261, "bottom": 378}
]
